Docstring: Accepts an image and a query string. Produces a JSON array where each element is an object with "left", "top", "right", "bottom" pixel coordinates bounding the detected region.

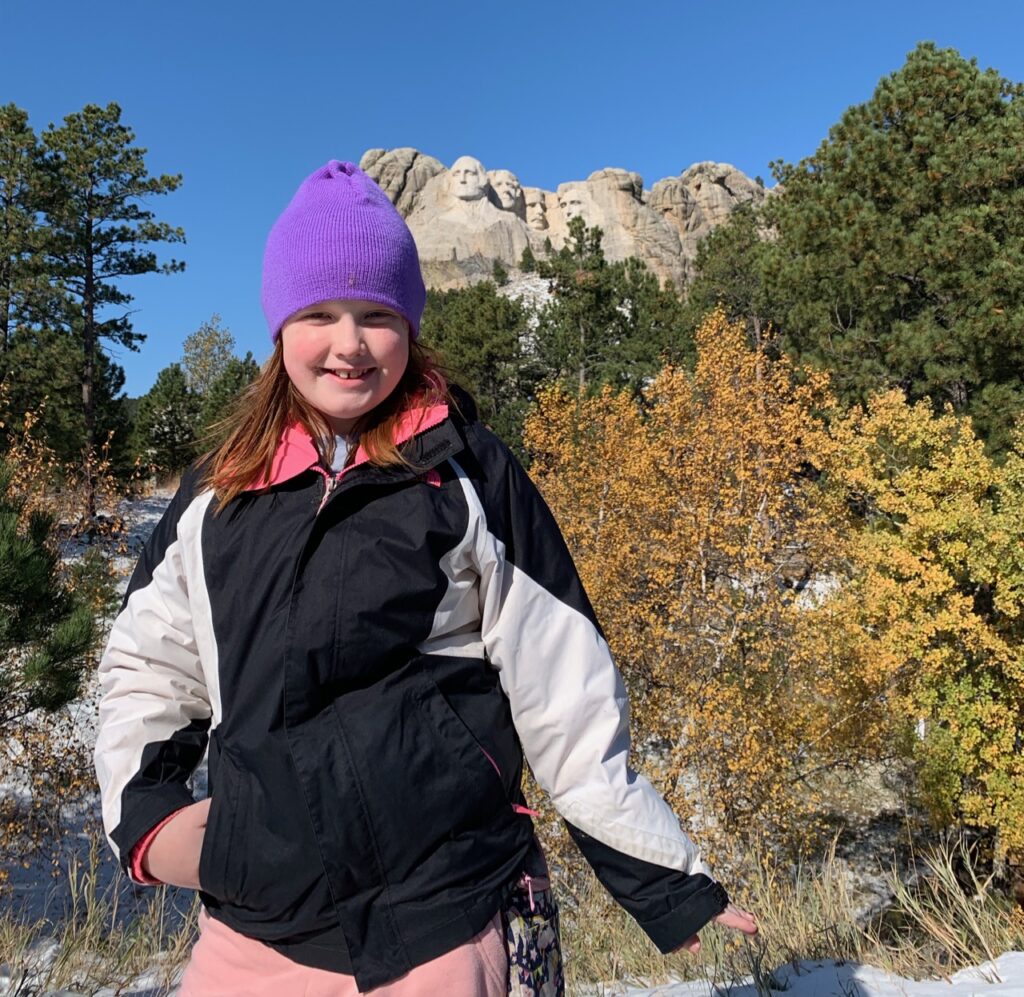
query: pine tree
[
  {"left": 39, "top": 102, "right": 184, "bottom": 512},
  {"left": 683, "top": 204, "right": 775, "bottom": 355},
  {"left": 766, "top": 42, "right": 1024, "bottom": 453},
  {"left": 420, "top": 282, "right": 537, "bottom": 449},
  {"left": 534, "top": 217, "right": 685, "bottom": 397},
  {"left": 0, "top": 460, "right": 95, "bottom": 732},
  {"left": 535, "top": 217, "right": 621, "bottom": 394},
  {"left": 132, "top": 363, "right": 199, "bottom": 477},
  {"left": 519, "top": 245, "right": 537, "bottom": 273},
  {"left": 617, "top": 256, "right": 692, "bottom": 375},
  {"left": 0, "top": 327, "right": 130, "bottom": 474},
  {"left": 196, "top": 351, "right": 260, "bottom": 442},
  {"left": 0, "top": 104, "right": 59, "bottom": 354}
]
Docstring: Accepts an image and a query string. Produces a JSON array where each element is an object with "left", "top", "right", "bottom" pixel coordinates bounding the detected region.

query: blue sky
[{"left": 3, "top": 0, "right": 1023, "bottom": 397}]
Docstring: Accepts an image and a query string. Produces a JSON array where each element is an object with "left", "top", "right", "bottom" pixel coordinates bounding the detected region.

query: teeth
[{"left": 328, "top": 369, "right": 369, "bottom": 379}]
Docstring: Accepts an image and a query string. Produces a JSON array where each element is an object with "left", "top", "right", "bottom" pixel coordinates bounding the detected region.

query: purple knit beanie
[{"left": 261, "top": 160, "right": 426, "bottom": 341}]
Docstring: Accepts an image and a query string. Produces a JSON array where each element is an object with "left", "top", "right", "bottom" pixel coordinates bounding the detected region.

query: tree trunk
[
  {"left": 578, "top": 317, "right": 586, "bottom": 394},
  {"left": 82, "top": 215, "right": 96, "bottom": 522},
  {"left": 1, "top": 195, "right": 10, "bottom": 352},
  {"left": 0, "top": 270, "right": 9, "bottom": 353},
  {"left": 752, "top": 312, "right": 770, "bottom": 537},
  {"left": 752, "top": 313, "right": 763, "bottom": 382}
]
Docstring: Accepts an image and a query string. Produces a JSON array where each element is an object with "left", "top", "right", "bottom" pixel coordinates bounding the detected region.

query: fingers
[
  {"left": 675, "top": 934, "right": 701, "bottom": 954},
  {"left": 715, "top": 903, "right": 758, "bottom": 936}
]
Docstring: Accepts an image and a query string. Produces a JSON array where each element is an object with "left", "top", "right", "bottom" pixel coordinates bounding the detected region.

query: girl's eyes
[{"left": 304, "top": 310, "right": 396, "bottom": 322}]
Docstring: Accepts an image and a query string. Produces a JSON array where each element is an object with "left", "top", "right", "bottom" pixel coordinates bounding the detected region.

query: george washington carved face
[{"left": 448, "top": 156, "right": 489, "bottom": 201}]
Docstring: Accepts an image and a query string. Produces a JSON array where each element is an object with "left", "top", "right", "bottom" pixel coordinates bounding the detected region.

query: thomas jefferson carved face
[
  {"left": 448, "top": 156, "right": 488, "bottom": 201},
  {"left": 488, "top": 170, "right": 522, "bottom": 211}
]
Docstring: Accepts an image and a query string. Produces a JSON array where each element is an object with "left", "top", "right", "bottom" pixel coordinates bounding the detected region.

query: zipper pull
[
  {"left": 511, "top": 804, "right": 541, "bottom": 818},
  {"left": 521, "top": 872, "right": 535, "bottom": 912},
  {"left": 316, "top": 472, "right": 339, "bottom": 515}
]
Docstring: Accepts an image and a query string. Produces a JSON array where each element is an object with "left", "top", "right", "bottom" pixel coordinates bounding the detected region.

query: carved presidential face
[
  {"left": 488, "top": 170, "right": 522, "bottom": 211},
  {"left": 558, "top": 185, "right": 590, "bottom": 223},
  {"left": 448, "top": 156, "right": 488, "bottom": 201},
  {"left": 523, "top": 188, "right": 549, "bottom": 231}
]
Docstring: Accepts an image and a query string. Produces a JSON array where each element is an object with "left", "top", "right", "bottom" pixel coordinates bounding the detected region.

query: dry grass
[
  {"left": 0, "top": 835, "right": 197, "bottom": 995},
  {"left": 0, "top": 834, "right": 1020, "bottom": 995},
  {"left": 558, "top": 834, "right": 1024, "bottom": 995},
  {"left": 868, "top": 837, "right": 1024, "bottom": 978}
]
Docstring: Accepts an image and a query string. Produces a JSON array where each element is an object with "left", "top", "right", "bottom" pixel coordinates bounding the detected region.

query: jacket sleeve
[
  {"left": 461, "top": 428, "right": 729, "bottom": 952},
  {"left": 93, "top": 475, "right": 213, "bottom": 884}
]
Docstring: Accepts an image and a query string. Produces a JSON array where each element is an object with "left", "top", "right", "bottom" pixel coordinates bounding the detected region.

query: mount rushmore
[{"left": 359, "top": 147, "right": 768, "bottom": 290}]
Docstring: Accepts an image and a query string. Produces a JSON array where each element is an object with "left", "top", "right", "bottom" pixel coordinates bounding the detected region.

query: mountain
[{"left": 360, "top": 148, "right": 768, "bottom": 289}]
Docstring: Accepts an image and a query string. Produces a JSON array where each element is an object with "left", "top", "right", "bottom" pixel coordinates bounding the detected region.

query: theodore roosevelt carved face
[{"left": 523, "top": 188, "right": 549, "bottom": 231}]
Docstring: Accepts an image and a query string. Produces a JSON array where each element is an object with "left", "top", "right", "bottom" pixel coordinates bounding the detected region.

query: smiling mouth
[{"left": 321, "top": 368, "right": 374, "bottom": 381}]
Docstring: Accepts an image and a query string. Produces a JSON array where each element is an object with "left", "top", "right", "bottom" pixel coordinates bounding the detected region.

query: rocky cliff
[{"left": 360, "top": 148, "right": 767, "bottom": 289}]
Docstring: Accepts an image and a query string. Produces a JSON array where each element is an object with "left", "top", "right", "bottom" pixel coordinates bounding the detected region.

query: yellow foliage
[
  {"left": 822, "top": 393, "right": 1024, "bottom": 853},
  {"left": 2, "top": 400, "right": 128, "bottom": 536},
  {"left": 525, "top": 311, "right": 1024, "bottom": 863},
  {"left": 525, "top": 310, "right": 864, "bottom": 857}
]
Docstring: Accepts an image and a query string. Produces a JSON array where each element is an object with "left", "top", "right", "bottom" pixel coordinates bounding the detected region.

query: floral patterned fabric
[{"left": 503, "top": 878, "right": 564, "bottom": 997}]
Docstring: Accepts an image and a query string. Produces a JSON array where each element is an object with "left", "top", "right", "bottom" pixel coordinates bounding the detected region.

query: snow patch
[{"left": 607, "top": 952, "right": 1024, "bottom": 995}]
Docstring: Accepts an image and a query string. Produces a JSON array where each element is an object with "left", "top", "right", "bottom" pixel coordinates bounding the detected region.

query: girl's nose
[{"left": 330, "top": 314, "right": 365, "bottom": 357}]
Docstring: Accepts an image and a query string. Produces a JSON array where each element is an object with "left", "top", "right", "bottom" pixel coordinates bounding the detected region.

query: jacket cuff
[
  {"left": 639, "top": 877, "right": 730, "bottom": 953},
  {"left": 564, "top": 821, "right": 730, "bottom": 953},
  {"left": 113, "top": 784, "right": 197, "bottom": 882},
  {"left": 128, "top": 806, "right": 190, "bottom": 885}
]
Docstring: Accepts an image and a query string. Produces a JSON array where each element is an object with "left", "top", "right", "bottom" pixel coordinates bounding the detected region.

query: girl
[{"left": 94, "top": 161, "right": 756, "bottom": 996}]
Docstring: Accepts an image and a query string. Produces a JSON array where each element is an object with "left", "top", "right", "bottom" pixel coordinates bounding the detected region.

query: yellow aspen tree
[
  {"left": 823, "top": 394, "right": 1024, "bottom": 853},
  {"left": 525, "top": 310, "right": 864, "bottom": 858}
]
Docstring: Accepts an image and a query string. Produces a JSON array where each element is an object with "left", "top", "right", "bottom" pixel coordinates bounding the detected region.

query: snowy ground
[
  {"left": 1, "top": 490, "right": 203, "bottom": 930},
  {"left": 2, "top": 492, "right": 1022, "bottom": 995},
  {"left": 601, "top": 953, "right": 1024, "bottom": 996},
  {"left": 6, "top": 949, "right": 1024, "bottom": 996}
]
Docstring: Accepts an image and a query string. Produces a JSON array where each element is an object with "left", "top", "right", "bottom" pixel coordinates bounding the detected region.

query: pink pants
[{"left": 178, "top": 907, "right": 508, "bottom": 996}]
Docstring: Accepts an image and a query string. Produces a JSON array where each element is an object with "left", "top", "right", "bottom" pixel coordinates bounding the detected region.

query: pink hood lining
[{"left": 247, "top": 400, "right": 451, "bottom": 491}]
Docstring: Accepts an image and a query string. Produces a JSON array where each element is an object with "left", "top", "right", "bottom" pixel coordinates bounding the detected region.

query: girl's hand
[
  {"left": 675, "top": 903, "right": 758, "bottom": 954},
  {"left": 141, "top": 797, "right": 212, "bottom": 890}
]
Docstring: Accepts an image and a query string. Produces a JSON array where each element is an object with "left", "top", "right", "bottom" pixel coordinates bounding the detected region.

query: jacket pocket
[
  {"left": 198, "top": 731, "right": 242, "bottom": 904},
  {"left": 417, "top": 671, "right": 510, "bottom": 814}
]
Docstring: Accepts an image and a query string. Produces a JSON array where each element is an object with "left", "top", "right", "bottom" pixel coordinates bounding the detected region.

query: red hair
[{"left": 197, "top": 338, "right": 453, "bottom": 512}]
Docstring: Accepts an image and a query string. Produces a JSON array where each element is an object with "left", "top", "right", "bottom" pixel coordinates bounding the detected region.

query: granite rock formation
[
  {"left": 360, "top": 148, "right": 767, "bottom": 289},
  {"left": 359, "top": 148, "right": 446, "bottom": 216}
]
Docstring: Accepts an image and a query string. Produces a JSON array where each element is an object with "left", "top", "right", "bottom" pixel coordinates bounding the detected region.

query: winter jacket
[{"left": 94, "top": 390, "right": 729, "bottom": 991}]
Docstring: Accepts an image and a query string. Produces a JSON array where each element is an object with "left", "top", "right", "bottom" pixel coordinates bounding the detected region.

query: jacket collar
[{"left": 248, "top": 399, "right": 452, "bottom": 491}]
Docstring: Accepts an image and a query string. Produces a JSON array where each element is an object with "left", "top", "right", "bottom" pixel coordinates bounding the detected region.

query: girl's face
[{"left": 280, "top": 298, "right": 410, "bottom": 435}]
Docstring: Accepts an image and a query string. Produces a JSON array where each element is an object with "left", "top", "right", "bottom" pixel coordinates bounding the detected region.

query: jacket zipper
[
  {"left": 479, "top": 744, "right": 542, "bottom": 818},
  {"left": 316, "top": 469, "right": 339, "bottom": 515},
  {"left": 311, "top": 445, "right": 550, "bottom": 913}
]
